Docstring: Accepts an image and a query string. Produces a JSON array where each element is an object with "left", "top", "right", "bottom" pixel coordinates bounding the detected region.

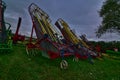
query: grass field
[{"left": 0, "top": 44, "right": 120, "bottom": 80}]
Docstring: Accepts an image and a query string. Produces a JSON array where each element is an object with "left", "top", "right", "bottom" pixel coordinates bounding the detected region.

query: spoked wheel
[
  {"left": 26, "top": 46, "right": 29, "bottom": 55},
  {"left": 26, "top": 46, "right": 33, "bottom": 56},
  {"left": 73, "top": 57, "right": 79, "bottom": 62},
  {"left": 60, "top": 60, "right": 68, "bottom": 69},
  {"left": 26, "top": 46, "right": 38, "bottom": 56}
]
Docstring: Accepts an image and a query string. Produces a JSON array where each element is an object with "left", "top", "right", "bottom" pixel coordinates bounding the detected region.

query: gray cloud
[{"left": 3, "top": 0, "right": 120, "bottom": 41}]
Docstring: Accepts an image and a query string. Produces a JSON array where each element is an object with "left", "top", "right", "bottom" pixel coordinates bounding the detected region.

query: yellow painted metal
[
  {"left": 35, "top": 13, "right": 47, "bottom": 34},
  {"left": 79, "top": 39, "right": 89, "bottom": 48},
  {"left": 58, "top": 19, "right": 89, "bottom": 48},
  {"left": 31, "top": 4, "right": 63, "bottom": 43},
  {"left": 34, "top": 10, "right": 59, "bottom": 42},
  {"left": 60, "top": 20, "right": 79, "bottom": 44},
  {"left": 41, "top": 15, "right": 57, "bottom": 42}
]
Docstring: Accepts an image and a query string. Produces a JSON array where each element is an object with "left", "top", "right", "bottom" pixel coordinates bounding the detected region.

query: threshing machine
[
  {"left": 55, "top": 18, "right": 97, "bottom": 60},
  {"left": 26, "top": 3, "right": 74, "bottom": 69}
]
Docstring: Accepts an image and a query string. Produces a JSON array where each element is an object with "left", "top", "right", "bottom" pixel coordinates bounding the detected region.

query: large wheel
[
  {"left": 73, "top": 57, "right": 79, "bottom": 62},
  {"left": 60, "top": 60, "right": 68, "bottom": 69}
]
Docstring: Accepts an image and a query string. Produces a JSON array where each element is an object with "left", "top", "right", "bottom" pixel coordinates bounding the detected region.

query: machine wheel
[
  {"left": 26, "top": 47, "right": 38, "bottom": 56},
  {"left": 60, "top": 60, "right": 68, "bottom": 69},
  {"left": 26, "top": 47, "right": 34, "bottom": 56},
  {"left": 73, "top": 57, "right": 79, "bottom": 62},
  {"left": 26, "top": 46, "right": 29, "bottom": 55}
]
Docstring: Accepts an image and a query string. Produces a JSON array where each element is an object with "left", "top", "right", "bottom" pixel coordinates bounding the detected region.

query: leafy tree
[{"left": 96, "top": 0, "right": 120, "bottom": 38}]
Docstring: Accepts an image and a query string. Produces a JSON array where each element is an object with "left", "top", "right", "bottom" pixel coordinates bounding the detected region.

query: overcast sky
[{"left": 3, "top": 0, "right": 120, "bottom": 41}]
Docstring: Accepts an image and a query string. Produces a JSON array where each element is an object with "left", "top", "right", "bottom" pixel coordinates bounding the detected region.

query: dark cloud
[{"left": 3, "top": 0, "right": 120, "bottom": 41}]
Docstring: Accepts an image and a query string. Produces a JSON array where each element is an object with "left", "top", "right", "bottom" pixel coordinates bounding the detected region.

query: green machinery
[{"left": 0, "top": 0, "right": 12, "bottom": 53}]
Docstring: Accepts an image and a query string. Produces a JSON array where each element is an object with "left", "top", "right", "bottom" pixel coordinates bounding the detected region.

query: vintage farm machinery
[
  {"left": 12, "top": 17, "right": 25, "bottom": 44},
  {"left": 0, "top": 0, "right": 12, "bottom": 53},
  {"left": 26, "top": 3, "right": 75, "bottom": 69},
  {"left": 55, "top": 18, "right": 97, "bottom": 62}
]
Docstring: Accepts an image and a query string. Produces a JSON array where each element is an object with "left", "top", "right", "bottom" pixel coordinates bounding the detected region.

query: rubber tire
[
  {"left": 73, "top": 57, "right": 79, "bottom": 62},
  {"left": 60, "top": 60, "right": 68, "bottom": 69}
]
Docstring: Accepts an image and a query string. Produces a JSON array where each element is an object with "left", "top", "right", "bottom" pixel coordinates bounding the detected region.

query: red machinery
[
  {"left": 13, "top": 17, "right": 25, "bottom": 43},
  {"left": 26, "top": 3, "right": 74, "bottom": 69},
  {"left": 55, "top": 18, "right": 97, "bottom": 61}
]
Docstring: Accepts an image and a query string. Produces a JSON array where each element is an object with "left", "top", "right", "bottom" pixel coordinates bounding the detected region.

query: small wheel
[
  {"left": 73, "top": 57, "right": 79, "bottom": 62},
  {"left": 26, "top": 46, "right": 29, "bottom": 55},
  {"left": 26, "top": 47, "right": 33, "bottom": 56},
  {"left": 60, "top": 60, "right": 68, "bottom": 69}
]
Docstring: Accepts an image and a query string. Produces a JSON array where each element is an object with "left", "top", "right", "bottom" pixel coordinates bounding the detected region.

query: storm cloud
[{"left": 3, "top": 0, "right": 120, "bottom": 41}]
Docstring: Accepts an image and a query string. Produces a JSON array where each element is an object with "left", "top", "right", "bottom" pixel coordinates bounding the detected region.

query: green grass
[{"left": 0, "top": 44, "right": 120, "bottom": 80}]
